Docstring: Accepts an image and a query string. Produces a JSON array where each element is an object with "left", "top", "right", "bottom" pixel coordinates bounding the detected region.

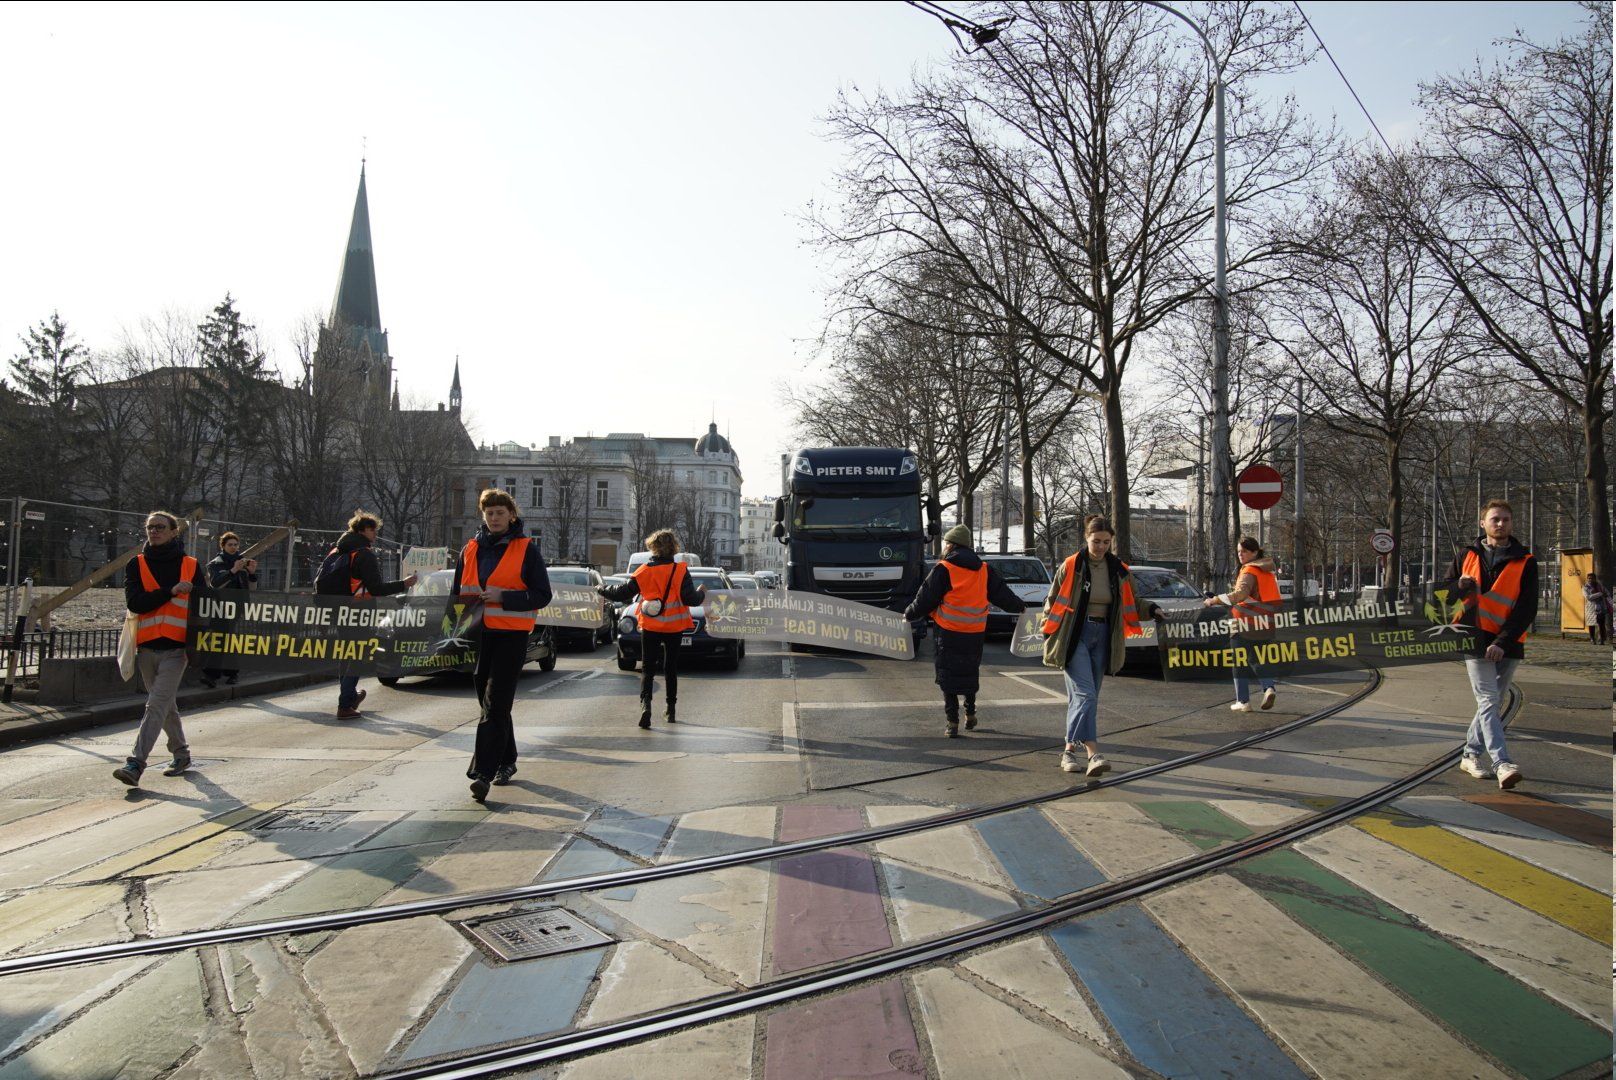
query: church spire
[
  {"left": 450, "top": 356, "right": 462, "bottom": 414},
  {"left": 330, "top": 164, "right": 387, "bottom": 357}
]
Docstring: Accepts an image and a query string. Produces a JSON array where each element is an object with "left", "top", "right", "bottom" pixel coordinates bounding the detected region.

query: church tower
[
  {"left": 318, "top": 163, "right": 392, "bottom": 398},
  {"left": 450, "top": 356, "right": 462, "bottom": 414}
]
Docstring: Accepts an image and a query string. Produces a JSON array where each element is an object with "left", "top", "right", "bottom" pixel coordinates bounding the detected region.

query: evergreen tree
[
  {"left": 196, "top": 295, "right": 271, "bottom": 517},
  {"left": 8, "top": 312, "right": 87, "bottom": 501}
]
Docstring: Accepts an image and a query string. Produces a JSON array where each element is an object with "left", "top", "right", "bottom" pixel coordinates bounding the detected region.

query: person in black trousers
[
  {"left": 455, "top": 488, "right": 551, "bottom": 802},
  {"left": 600, "top": 529, "right": 706, "bottom": 728},
  {"left": 202, "top": 531, "right": 257, "bottom": 687}
]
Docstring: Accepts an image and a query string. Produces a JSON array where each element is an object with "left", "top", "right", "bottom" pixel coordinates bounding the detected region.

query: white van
[{"left": 625, "top": 551, "right": 701, "bottom": 574}]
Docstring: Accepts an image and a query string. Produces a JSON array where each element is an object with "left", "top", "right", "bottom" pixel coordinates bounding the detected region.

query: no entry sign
[{"left": 1237, "top": 464, "right": 1284, "bottom": 511}]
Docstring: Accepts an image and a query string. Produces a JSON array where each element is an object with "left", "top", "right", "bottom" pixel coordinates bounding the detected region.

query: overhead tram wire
[
  {"left": 1292, "top": 1, "right": 1397, "bottom": 155},
  {"left": 0, "top": 666, "right": 1383, "bottom": 978},
  {"left": 379, "top": 683, "right": 1525, "bottom": 1080}
]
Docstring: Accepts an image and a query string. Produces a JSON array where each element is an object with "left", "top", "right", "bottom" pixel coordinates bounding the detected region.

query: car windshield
[
  {"left": 1131, "top": 569, "right": 1202, "bottom": 600},
  {"left": 549, "top": 570, "right": 594, "bottom": 585},
  {"left": 730, "top": 577, "right": 758, "bottom": 589},
  {"left": 795, "top": 494, "right": 919, "bottom": 535},
  {"left": 602, "top": 576, "right": 628, "bottom": 587},
  {"left": 989, "top": 558, "right": 1049, "bottom": 584},
  {"left": 410, "top": 570, "right": 456, "bottom": 598},
  {"left": 691, "top": 572, "right": 727, "bottom": 590}
]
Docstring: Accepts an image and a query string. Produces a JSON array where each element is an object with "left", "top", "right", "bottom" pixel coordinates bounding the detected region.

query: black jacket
[
  {"left": 599, "top": 558, "right": 706, "bottom": 609},
  {"left": 451, "top": 519, "right": 553, "bottom": 631},
  {"left": 904, "top": 548, "right": 1027, "bottom": 623},
  {"left": 321, "top": 530, "right": 411, "bottom": 597},
  {"left": 124, "top": 538, "right": 208, "bottom": 651},
  {"left": 207, "top": 551, "right": 258, "bottom": 591},
  {"left": 1442, "top": 535, "right": 1538, "bottom": 659}
]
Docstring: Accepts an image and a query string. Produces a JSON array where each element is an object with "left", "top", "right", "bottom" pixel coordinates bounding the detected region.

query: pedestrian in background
[
  {"left": 904, "top": 524, "right": 1025, "bottom": 737},
  {"left": 1040, "top": 515, "right": 1157, "bottom": 777},
  {"left": 114, "top": 511, "right": 207, "bottom": 788},
  {"left": 316, "top": 511, "right": 416, "bottom": 719},
  {"left": 1204, "top": 535, "right": 1283, "bottom": 712},
  {"left": 600, "top": 529, "right": 705, "bottom": 729},
  {"left": 1581, "top": 572, "right": 1609, "bottom": 645},
  {"left": 202, "top": 531, "right": 257, "bottom": 688},
  {"left": 456, "top": 488, "right": 551, "bottom": 803},
  {"left": 1444, "top": 498, "right": 1536, "bottom": 790}
]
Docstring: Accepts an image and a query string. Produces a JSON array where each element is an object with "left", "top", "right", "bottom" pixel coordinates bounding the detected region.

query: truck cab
[{"left": 773, "top": 447, "right": 940, "bottom": 614}]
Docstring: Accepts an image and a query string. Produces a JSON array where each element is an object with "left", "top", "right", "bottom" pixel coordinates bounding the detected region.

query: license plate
[{"left": 680, "top": 637, "right": 692, "bottom": 646}]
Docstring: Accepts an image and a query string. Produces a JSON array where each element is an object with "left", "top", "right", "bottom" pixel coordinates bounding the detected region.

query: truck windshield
[{"left": 796, "top": 495, "right": 919, "bottom": 534}]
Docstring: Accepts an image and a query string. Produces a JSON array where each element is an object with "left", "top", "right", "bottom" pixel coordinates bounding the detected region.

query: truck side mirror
[
  {"left": 927, "top": 520, "right": 940, "bottom": 539},
  {"left": 773, "top": 497, "right": 785, "bottom": 523},
  {"left": 926, "top": 495, "right": 942, "bottom": 538},
  {"left": 771, "top": 522, "right": 785, "bottom": 540}
]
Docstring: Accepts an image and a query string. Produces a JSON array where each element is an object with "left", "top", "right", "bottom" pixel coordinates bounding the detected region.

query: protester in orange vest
[
  {"left": 1040, "top": 516, "right": 1159, "bottom": 777},
  {"left": 904, "top": 524, "right": 1026, "bottom": 737},
  {"left": 598, "top": 529, "right": 706, "bottom": 729},
  {"left": 319, "top": 511, "right": 416, "bottom": 720},
  {"left": 113, "top": 511, "right": 209, "bottom": 787},
  {"left": 456, "top": 489, "right": 552, "bottom": 803},
  {"left": 1203, "top": 536, "right": 1284, "bottom": 712},
  {"left": 1442, "top": 498, "right": 1536, "bottom": 790}
]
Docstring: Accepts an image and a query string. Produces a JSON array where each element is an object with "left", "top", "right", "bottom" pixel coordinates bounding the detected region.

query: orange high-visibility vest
[
  {"left": 134, "top": 554, "right": 198, "bottom": 647},
  {"left": 460, "top": 537, "right": 536, "bottom": 633},
  {"left": 934, "top": 561, "right": 989, "bottom": 633},
  {"left": 1230, "top": 563, "right": 1284, "bottom": 639},
  {"left": 1453, "top": 549, "right": 1532, "bottom": 644},
  {"left": 1041, "top": 554, "right": 1143, "bottom": 639},
  {"left": 633, "top": 561, "right": 694, "bottom": 632}
]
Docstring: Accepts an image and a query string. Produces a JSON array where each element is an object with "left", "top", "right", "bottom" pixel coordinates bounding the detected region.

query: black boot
[
  {"left": 665, "top": 700, "right": 677, "bottom": 723},
  {"left": 638, "top": 698, "right": 653, "bottom": 729},
  {"left": 964, "top": 710, "right": 978, "bottom": 731}
]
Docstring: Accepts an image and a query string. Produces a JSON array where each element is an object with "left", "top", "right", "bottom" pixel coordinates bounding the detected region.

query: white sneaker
[
  {"left": 1495, "top": 762, "right": 1522, "bottom": 790},
  {"left": 1459, "top": 755, "right": 1494, "bottom": 780},
  {"left": 1260, "top": 688, "right": 1277, "bottom": 710},
  {"left": 1230, "top": 701, "right": 1253, "bottom": 712},
  {"left": 1085, "top": 754, "right": 1110, "bottom": 777}
]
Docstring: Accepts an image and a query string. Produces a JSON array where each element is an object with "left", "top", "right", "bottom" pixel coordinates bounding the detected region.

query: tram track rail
[
  {"left": 383, "top": 681, "right": 1522, "bottom": 1080},
  {"left": 0, "top": 666, "right": 1383, "bottom": 978}
]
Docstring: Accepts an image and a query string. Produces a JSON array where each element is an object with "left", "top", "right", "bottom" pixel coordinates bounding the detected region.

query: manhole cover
[
  {"left": 457, "top": 909, "right": 614, "bottom": 963},
  {"left": 251, "top": 810, "right": 357, "bottom": 833}
]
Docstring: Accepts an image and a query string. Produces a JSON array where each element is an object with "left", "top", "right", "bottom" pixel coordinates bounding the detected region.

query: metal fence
[
  {"left": 8, "top": 627, "right": 122, "bottom": 677},
  {"left": 1, "top": 496, "right": 403, "bottom": 630}
]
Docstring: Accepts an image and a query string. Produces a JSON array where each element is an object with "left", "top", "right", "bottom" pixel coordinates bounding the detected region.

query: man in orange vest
[
  {"left": 904, "top": 525, "right": 1027, "bottom": 737},
  {"left": 113, "top": 511, "right": 209, "bottom": 787},
  {"left": 456, "top": 489, "right": 552, "bottom": 802},
  {"left": 1442, "top": 498, "right": 1537, "bottom": 790}
]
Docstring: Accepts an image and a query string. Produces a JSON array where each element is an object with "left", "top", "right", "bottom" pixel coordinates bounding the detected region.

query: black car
[
  {"left": 374, "top": 569, "right": 557, "bottom": 686},
  {"left": 615, "top": 567, "right": 745, "bottom": 672}
]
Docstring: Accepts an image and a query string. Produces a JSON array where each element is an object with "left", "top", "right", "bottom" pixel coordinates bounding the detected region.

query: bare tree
[
  {"left": 354, "top": 393, "right": 471, "bottom": 546},
  {"left": 625, "top": 438, "right": 676, "bottom": 551},
  {"left": 536, "top": 441, "right": 594, "bottom": 563},
  {"left": 1263, "top": 151, "right": 1476, "bottom": 596},
  {"left": 1415, "top": 4, "right": 1612, "bottom": 580},
  {"left": 815, "top": 2, "right": 1324, "bottom": 557},
  {"left": 267, "top": 315, "right": 360, "bottom": 529}
]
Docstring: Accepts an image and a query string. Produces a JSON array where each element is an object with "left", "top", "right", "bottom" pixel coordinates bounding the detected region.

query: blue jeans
[
  {"left": 1463, "top": 656, "right": 1519, "bottom": 765},
  {"left": 1233, "top": 662, "right": 1276, "bottom": 704},
  {"left": 338, "top": 674, "right": 362, "bottom": 709},
  {"left": 1063, "top": 619, "right": 1109, "bottom": 745}
]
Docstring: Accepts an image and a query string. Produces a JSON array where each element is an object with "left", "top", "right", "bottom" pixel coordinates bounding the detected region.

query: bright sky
[{"left": 0, "top": 2, "right": 1589, "bottom": 500}]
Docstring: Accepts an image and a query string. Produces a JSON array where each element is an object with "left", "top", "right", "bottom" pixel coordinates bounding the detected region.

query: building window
[
  {"left": 595, "top": 480, "right": 609, "bottom": 509},
  {"left": 708, "top": 470, "right": 716, "bottom": 484},
  {"left": 532, "top": 479, "right": 544, "bottom": 508},
  {"left": 505, "top": 477, "right": 517, "bottom": 492}
]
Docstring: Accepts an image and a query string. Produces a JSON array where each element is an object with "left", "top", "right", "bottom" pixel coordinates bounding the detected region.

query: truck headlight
[{"left": 899, "top": 455, "right": 917, "bottom": 475}]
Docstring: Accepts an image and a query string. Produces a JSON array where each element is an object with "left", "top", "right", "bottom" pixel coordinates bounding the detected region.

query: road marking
[
  {"left": 1001, "top": 671, "right": 1065, "bottom": 700},
  {"left": 526, "top": 670, "right": 590, "bottom": 694},
  {"left": 781, "top": 657, "right": 794, "bottom": 678},
  {"left": 1512, "top": 731, "right": 1608, "bottom": 758},
  {"left": 794, "top": 698, "right": 1057, "bottom": 710}
]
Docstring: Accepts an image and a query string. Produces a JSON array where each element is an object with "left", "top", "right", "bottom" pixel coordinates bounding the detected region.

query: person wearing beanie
[{"left": 904, "top": 525, "right": 1026, "bottom": 737}]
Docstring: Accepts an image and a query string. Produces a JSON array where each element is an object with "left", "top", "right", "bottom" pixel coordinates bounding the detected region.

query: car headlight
[{"left": 618, "top": 615, "right": 636, "bottom": 634}]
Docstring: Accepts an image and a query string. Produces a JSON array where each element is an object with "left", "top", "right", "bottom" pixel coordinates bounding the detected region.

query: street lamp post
[{"left": 1138, "top": 1, "right": 1231, "bottom": 586}]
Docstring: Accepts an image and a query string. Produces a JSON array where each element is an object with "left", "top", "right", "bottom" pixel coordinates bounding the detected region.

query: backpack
[{"left": 315, "top": 547, "right": 359, "bottom": 596}]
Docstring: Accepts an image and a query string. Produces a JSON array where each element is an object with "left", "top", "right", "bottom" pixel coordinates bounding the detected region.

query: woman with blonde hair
[{"left": 600, "top": 529, "right": 706, "bottom": 728}]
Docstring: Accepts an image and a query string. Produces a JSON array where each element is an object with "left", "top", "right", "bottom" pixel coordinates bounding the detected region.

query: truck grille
[{"left": 818, "top": 580, "right": 900, "bottom": 608}]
